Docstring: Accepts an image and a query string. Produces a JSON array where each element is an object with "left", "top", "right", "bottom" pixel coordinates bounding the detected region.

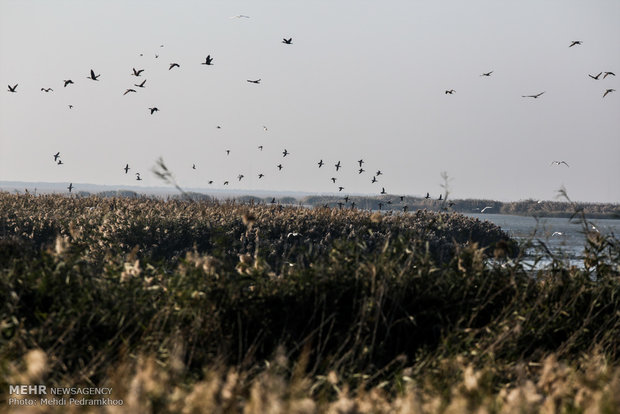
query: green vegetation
[{"left": 1, "top": 193, "right": 619, "bottom": 413}]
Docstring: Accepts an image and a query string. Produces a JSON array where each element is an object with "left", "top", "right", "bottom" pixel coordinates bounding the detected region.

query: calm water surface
[{"left": 465, "top": 213, "right": 620, "bottom": 267}]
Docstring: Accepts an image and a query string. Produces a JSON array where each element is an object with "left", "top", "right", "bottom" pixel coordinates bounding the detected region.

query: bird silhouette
[
  {"left": 378, "top": 202, "right": 383, "bottom": 210},
  {"left": 358, "top": 159, "right": 364, "bottom": 167},
  {"left": 169, "top": 63, "right": 180, "bottom": 70},
  {"left": 400, "top": 196, "right": 405, "bottom": 201},
  {"left": 445, "top": 89, "right": 456, "bottom": 94},
  {"left": 381, "top": 187, "right": 387, "bottom": 195},
  {"left": 7, "top": 84, "right": 17, "bottom": 93},
  {"left": 224, "top": 181, "right": 229, "bottom": 185},
  {"left": 258, "top": 173, "right": 264, "bottom": 179},
  {"left": 425, "top": 192, "right": 430, "bottom": 199},
  {"left": 41, "top": 88, "right": 53, "bottom": 92},
  {"left": 238, "top": 174, "right": 244, "bottom": 181},
  {"left": 358, "top": 168, "right": 364, "bottom": 174},
  {"left": 551, "top": 160, "right": 570, "bottom": 167},
  {"left": 67, "top": 183, "right": 73, "bottom": 192},
  {"left": 282, "top": 149, "right": 289, "bottom": 157},
  {"left": 480, "top": 206, "right": 493, "bottom": 213},
  {"left": 338, "top": 186, "right": 344, "bottom": 192},
  {"left": 247, "top": 79, "right": 261, "bottom": 84},
  {"left": 87, "top": 69, "right": 100, "bottom": 80},
  {"left": 318, "top": 160, "right": 324, "bottom": 168},
  {"left": 277, "top": 164, "right": 283, "bottom": 170},
  {"left": 208, "top": 180, "right": 214, "bottom": 184},
  {"left": 148, "top": 107, "right": 159, "bottom": 114},
  {"left": 136, "top": 173, "right": 142, "bottom": 181},
  {"left": 192, "top": 164, "right": 196, "bottom": 170},
  {"left": 271, "top": 197, "right": 276, "bottom": 204},
  {"left": 376, "top": 170, "right": 382, "bottom": 176},
  {"left": 132, "top": 68, "right": 145, "bottom": 76},
  {"left": 569, "top": 40, "right": 582, "bottom": 47},
  {"left": 282, "top": 38, "right": 292, "bottom": 44},
  {"left": 480, "top": 71, "right": 493, "bottom": 77},
  {"left": 123, "top": 89, "right": 136, "bottom": 95},
  {"left": 202, "top": 55, "right": 214, "bottom": 65},
  {"left": 522, "top": 92, "right": 545, "bottom": 98},
  {"left": 371, "top": 176, "right": 377, "bottom": 183},
  {"left": 68, "top": 105, "right": 73, "bottom": 109},
  {"left": 589, "top": 72, "right": 602, "bottom": 80},
  {"left": 331, "top": 177, "right": 337, "bottom": 183},
  {"left": 438, "top": 194, "right": 443, "bottom": 200},
  {"left": 335, "top": 161, "right": 341, "bottom": 171},
  {"left": 63, "top": 80, "right": 74, "bottom": 87},
  {"left": 226, "top": 150, "right": 230, "bottom": 155},
  {"left": 134, "top": 79, "right": 147, "bottom": 88},
  {"left": 124, "top": 164, "right": 130, "bottom": 174},
  {"left": 53, "top": 152, "right": 61, "bottom": 162},
  {"left": 57, "top": 160, "right": 63, "bottom": 165},
  {"left": 603, "top": 72, "right": 615, "bottom": 79},
  {"left": 258, "top": 145, "right": 263, "bottom": 151},
  {"left": 344, "top": 196, "right": 350, "bottom": 203},
  {"left": 603, "top": 89, "right": 615, "bottom": 98},
  {"left": 402, "top": 205, "right": 408, "bottom": 212}
]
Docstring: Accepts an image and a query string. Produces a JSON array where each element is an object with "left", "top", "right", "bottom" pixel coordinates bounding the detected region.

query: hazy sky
[{"left": 1, "top": 0, "right": 619, "bottom": 202}]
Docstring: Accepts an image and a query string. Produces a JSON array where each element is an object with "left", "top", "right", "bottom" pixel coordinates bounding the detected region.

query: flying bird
[
  {"left": 123, "top": 89, "right": 137, "bottom": 95},
  {"left": 7, "top": 84, "right": 17, "bottom": 93},
  {"left": 569, "top": 40, "right": 582, "bottom": 47},
  {"left": 480, "top": 206, "right": 493, "bottom": 213},
  {"left": 522, "top": 92, "right": 545, "bottom": 98},
  {"left": 230, "top": 15, "right": 250, "bottom": 18},
  {"left": 425, "top": 192, "right": 430, "bottom": 199},
  {"left": 282, "top": 38, "right": 292, "bottom": 44},
  {"left": 124, "top": 164, "right": 130, "bottom": 174},
  {"left": 67, "top": 183, "right": 73, "bottom": 192},
  {"left": 238, "top": 174, "right": 244, "bottom": 181},
  {"left": 331, "top": 177, "right": 337, "bottom": 183},
  {"left": 358, "top": 159, "right": 364, "bottom": 167},
  {"left": 480, "top": 71, "right": 493, "bottom": 77},
  {"left": 376, "top": 170, "right": 382, "bottom": 176},
  {"left": 57, "top": 160, "right": 63, "bottom": 165},
  {"left": 318, "top": 160, "right": 324, "bottom": 168},
  {"left": 132, "top": 68, "right": 145, "bottom": 76},
  {"left": 335, "top": 161, "right": 341, "bottom": 171},
  {"left": 136, "top": 173, "right": 142, "bottom": 181},
  {"left": 263, "top": 126, "right": 268, "bottom": 131},
  {"left": 438, "top": 194, "right": 443, "bottom": 201},
  {"left": 371, "top": 176, "right": 377, "bottom": 183},
  {"left": 169, "top": 63, "right": 180, "bottom": 70},
  {"left": 603, "top": 89, "right": 615, "bottom": 98},
  {"left": 134, "top": 79, "right": 147, "bottom": 88},
  {"left": 589, "top": 72, "right": 602, "bottom": 80},
  {"left": 53, "top": 152, "right": 61, "bottom": 161},
  {"left": 282, "top": 149, "right": 289, "bottom": 157},
  {"left": 358, "top": 168, "right": 364, "bottom": 174},
  {"left": 192, "top": 164, "right": 196, "bottom": 170},
  {"left": 41, "top": 88, "right": 53, "bottom": 92},
  {"left": 68, "top": 105, "right": 73, "bottom": 109},
  {"left": 338, "top": 186, "right": 344, "bottom": 192},
  {"left": 63, "top": 80, "right": 74, "bottom": 87},
  {"left": 381, "top": 187, "right": 387, "bottom": 195},
  {"left": 226, "top": 149, "right": 230, "bottom": 155},
  {"left": 224, "top": 181, "right": 229, "bottom": 185},
  {"left": 445, "top": 89, "right": 456, "bottom": 94},
  {"left": 202, "top": 55, "right": 214, "bottom": 65},
  {"left": 603, "top": 72, "right": 615, "bottom": 79},
  {"left": 247, "top": 79, "right": 261, "bottom": 84},
  {"left": 208, "top": 180, "right": 213, "bottom": 184},
  {"left": 277, "top": 164, "right": 283, "bottom": 170},
  {"left": 258, "top": 145, "right": 263, "bottom": 151},
  {"left": 551, "top": 160, "right": 570, "bottom": 167},
  {"left": 258, "top": 173, "right": 264, "bottom": 179},
  {"left": 148, "top": 107, "right": 159, "bottom": 114},
  {"left": 87, "top": 69, "right": 100, "bottom": 80}
]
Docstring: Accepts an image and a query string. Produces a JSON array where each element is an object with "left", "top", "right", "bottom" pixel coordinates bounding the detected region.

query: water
[{"left": 465, "top": 213, "right": 620, "bottom": 267}]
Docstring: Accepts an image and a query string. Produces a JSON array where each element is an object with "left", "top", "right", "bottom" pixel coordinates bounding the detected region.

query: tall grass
[{"left": 1, "top": 193, "right": 618, "bottom": 412}]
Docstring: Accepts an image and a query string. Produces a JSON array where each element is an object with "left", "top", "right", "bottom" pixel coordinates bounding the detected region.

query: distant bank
[{"left": 1, "top": 180, "right": 618, "bottom": 219}]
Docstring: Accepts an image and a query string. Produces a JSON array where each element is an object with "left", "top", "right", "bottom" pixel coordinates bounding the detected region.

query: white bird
[
  {"left": 551, "top": 161, "right": 569, "bottom": 167},
  {"left": 230, "top": 15, "right": 250, "bottom": 18},
  {"left": 551, "top": 232, "right": 563, "bottom": 237},
  {"left": 480, "top": 206, "right": 493, "bottom": 213}
]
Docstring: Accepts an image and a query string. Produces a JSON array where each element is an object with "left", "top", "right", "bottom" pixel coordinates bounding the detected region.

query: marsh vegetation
[{"left": 1, "top": 193, "right": 618, "bottom": 413}]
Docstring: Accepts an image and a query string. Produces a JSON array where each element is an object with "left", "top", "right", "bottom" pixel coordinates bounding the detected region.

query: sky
[{"left": 1, "top": 0, "right": 619, "bottom": 203}]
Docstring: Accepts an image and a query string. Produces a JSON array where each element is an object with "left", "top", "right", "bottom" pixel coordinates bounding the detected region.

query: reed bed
[{"left": 1, "top": 193, "right": 618, "bottom": 413}]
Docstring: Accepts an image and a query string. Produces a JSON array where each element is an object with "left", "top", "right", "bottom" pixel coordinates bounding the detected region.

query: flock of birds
[{"left": 4, "top": 29, "right": 617, "bottom": 210}]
